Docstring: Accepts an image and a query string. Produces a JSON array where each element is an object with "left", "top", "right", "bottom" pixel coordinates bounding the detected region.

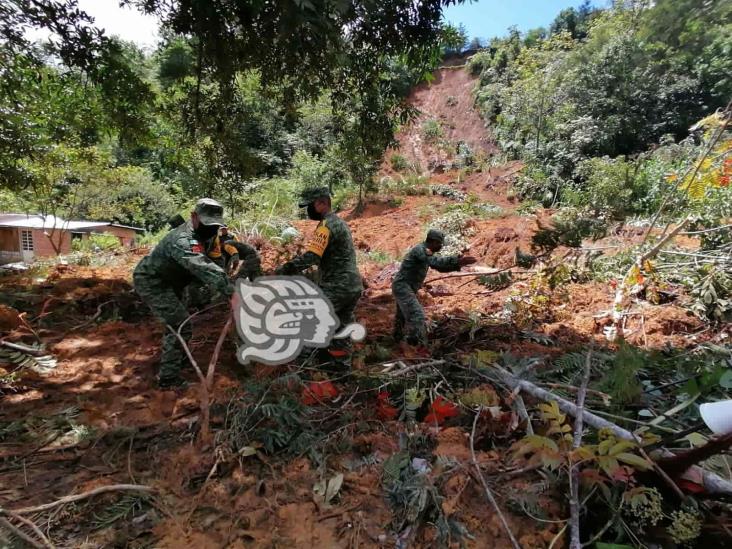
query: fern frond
[{"left": 0, "top": 348, "right": 57, "bottom": 373}]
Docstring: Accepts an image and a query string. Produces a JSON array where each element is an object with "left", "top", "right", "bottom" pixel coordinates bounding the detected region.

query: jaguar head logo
[{"left": 233, "top": 276, "right": 365, "bottom": 365}]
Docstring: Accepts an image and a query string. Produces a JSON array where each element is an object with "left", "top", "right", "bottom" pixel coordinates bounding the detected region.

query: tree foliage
[{"left": 471, "top": 0, "right": 730, "bottom": 211}]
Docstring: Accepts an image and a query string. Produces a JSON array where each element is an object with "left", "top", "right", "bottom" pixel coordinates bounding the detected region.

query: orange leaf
[{"left": 302, "top": 381, "right": 339, "bottom": 405}]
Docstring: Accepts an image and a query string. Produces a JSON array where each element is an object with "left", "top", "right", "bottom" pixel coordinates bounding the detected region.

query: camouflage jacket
[
  {"left": 133, "top": 223, "right": 231, "bottom": 295},
  {"left": 278, "top": 212, "right": 363, "bottom": 294},
  {"left": 392, "top": 243, "right": 460, "bottom": 292}
]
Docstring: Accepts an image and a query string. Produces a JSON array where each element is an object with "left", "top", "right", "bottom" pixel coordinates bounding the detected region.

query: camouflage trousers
[
  {"left": 133, "top": 274, "right": 192, "bottom": 382},
  {"left": 321, "top": 287, "right": 362, "bottom": 367},
  {"left": 392, "top": 281, "right": 427, "bottom": 346}
]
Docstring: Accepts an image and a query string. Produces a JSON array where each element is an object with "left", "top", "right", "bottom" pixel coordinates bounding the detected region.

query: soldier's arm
[
  {"left": 276, "top": 223, "right": 329, "bottom": 275},
  {"left": 232, "top": 242, "right": 262, "bottom": 279},
  {"left": 427, "top": 254, "right": 461, "bottom": 273},
  {"left": 170, "top": 237, "right": 232, "bottom": 295}
]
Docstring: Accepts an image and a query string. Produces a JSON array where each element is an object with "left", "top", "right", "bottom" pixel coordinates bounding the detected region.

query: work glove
[{"left": 458, "top": 255, "right": 477, "bottom": 267}]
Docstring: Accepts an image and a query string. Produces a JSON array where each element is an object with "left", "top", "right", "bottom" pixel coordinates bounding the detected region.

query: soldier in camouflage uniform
[
  {"left": 134, "top": 199, "right": 233, "bottom": 388},
  {"left": 186, "top": 228, "right": 262, "bottom": 308},
  {"left": 275, "top": 187, "right": 363, "bottom": 369},
  {"left": 392, "top": 229, "right": 476, "bottom": 347}
]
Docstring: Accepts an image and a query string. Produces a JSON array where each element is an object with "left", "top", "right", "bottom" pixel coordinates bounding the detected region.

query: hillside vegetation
[{"left": 0, "top": 1, "right": 731, "bottom": 548}]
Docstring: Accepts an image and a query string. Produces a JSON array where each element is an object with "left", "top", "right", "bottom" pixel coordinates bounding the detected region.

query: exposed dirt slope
[
  {"left": 384, "top": 65, "right": 495, "bottom": 173},
  {"left": 0, "top": 66, "right": 723, "bottom": 549}
]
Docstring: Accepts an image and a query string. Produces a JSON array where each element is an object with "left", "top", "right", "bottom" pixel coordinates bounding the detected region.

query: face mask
[
  {"left": 195, "top": 224, "right": 219, "bottom": 241},
  {"left": 307, "top": 203, "right": 323, "bottom": 221}
]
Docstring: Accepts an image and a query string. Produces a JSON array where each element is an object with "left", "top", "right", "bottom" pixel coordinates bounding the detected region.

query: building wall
[
  {"left": 33, "top": 229, "right": 71, "bottom": 257},
  {"left": 0, "top": 228, "right": 21, "bottom": 264}
]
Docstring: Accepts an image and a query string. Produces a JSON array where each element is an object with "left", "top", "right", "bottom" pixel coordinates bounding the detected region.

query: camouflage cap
[
  {"left": 194, "top": 198, "right": 225, "bottom": 227},
  {"left": 298, "top": 187, "right": 332, "bottom": 208},
  {"left": 426, "top": 229, "right": 445, "bottom": 243}
]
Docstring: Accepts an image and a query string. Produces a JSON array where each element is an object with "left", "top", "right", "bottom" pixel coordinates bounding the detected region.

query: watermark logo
[{"left": 233, "top": 276, "right": 366, "bottom": 365}]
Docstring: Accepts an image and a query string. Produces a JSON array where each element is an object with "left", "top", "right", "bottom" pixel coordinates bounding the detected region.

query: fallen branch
[
  {"left": 0, "top": 509, "right": 53, "bottom": 548},
  {"left": 470, "top": 409, "right": 521, "bottom": 549},
  {"left": 8, "top": 484, "right": 155, "bottom": 515},
  {"left": 569, "top": 351, "right": 592, "bottom": 549},
  {"left": 0, "top": 516, "right": 44, "bottom": 548},
  {"left": 426, "top": 265, "right": 529, "bottom": 284},
  {"left": 69, "top": 300, "right": 113, "bottom": 332},
  {"left": 486, "top": 365, "right": 732, "bottom": 496},
  {"left": 168, "top": 314, "right": 233, "bottom": 443},
  {"left": 386, "top": 359, "right": 445, "bottom": 378}
]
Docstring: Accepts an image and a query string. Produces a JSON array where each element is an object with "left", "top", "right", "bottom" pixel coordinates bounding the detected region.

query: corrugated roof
[{"left": 0, "top": 214, "right": 142, "bottom": 232}]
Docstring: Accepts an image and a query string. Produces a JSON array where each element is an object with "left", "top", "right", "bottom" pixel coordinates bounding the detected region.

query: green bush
[
  {"left": 467, "top": 50, "right": 493, "bottom": 76},
  {"left": 137, "top": 228, "right": 169, "bottom": 247},
  {"left": 532, "top": 207, "right": 607, "bottom": 252},
  {"left": 421, "top": 119, "right": 444, "bottom": 143},
  {"left": 288, "top": 149, "right": 349, "bottom": 192},
  {"left": 76, "top": 165, "right": 178, "bottom": 231},
  {"left": 390, "top": 154, "right": 409, "bottom": 172},
  {"left": 380, "top": 174, "right": 430, "bottom": 197},
  {"left": 566, "top": 156, "right": 638, "bottom": 220},
  {"left": 71, "top": 233, "right": 122, "bottom": 252}
]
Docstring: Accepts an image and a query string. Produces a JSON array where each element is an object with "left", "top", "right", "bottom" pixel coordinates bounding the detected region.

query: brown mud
[{"left": 1, "top": 65, "right": 727, "bottom": 548}]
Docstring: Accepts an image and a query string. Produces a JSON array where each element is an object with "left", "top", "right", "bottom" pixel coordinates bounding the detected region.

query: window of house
[{"left": 20, "top": 230, "right": 34, "bottom": 251}]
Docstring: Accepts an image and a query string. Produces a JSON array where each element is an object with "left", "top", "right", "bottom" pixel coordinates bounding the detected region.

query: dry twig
[
  {"left": 386, "top": 359, "right": 445, "bottom": 377},
  {"left": 168, "top": 314, "right": 233, "bottom": 443},
  {"left": 0, "top": 509, "right": 54, "bottom": 548},
  {"left": 9, "top": 484, "right": 154, "bottom": 515},
  {"left": 569, "top": 351, "right": 592, "bottom": 549},
  {"left": 0, "top": 516, "right": 45, "bottom": 548}
]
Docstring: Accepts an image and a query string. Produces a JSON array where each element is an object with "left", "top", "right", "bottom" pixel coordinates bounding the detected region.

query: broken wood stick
[
  {"left": 386, "top": 359, "right": 445, "bottom": 377},
  {"left": 569, "top": 351, "right": 591, "bottom": 549},
  {"left": 7, "top": 484, "right": 155, "bottom": 515},
  {"left": 486, "top": 365, "right": 732, "bottom": 496},
  {"left": 168, "top": 314, "right": 232, "bottom": 444},
  {"left": 426, "top": 265, "right": 527, "bottom": 284},
  {"left": 0, "top": 509, "right": 53, "bottom": 548},
  {"left": 0, "top": 516, "right": 46, "bottom": 548}
]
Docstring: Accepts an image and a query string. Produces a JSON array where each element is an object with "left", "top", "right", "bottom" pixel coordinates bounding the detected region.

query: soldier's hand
[{"left": 458, "top": 255, "right": 477, "bottom": 267}]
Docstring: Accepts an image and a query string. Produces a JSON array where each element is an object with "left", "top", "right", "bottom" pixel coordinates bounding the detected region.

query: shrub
[
  {"left": 71, "top": 232, "right": 122, "bottom": 252},
  {"left": 137, "top": 228, "right": 169, "bottom": 247},
  {"left": 288, "top": 149, "right": 348, "bottom": 192},
  {"left": 568, "top": 156, "right": 647, "bottom": 220},
  {"left": 76, "top": 166, "right": 178, "bottom": 231},
  {"left": 381, "top": 174, "right": 430, "bottom": 197},
  {"left": 467, "top": 50, "right": 493, "bottom": 76},
  {"left": 390, "top": 154, "right": 408, "bottom": 172},
  {"left": 429, "top": 210, "right": 475, "bottom": 255},
  {"left": 421, "top": 119, "right": 444, "bottom": 143},
  {"left": 532, "top": 207, "right": 607, "bottom": 252}
]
